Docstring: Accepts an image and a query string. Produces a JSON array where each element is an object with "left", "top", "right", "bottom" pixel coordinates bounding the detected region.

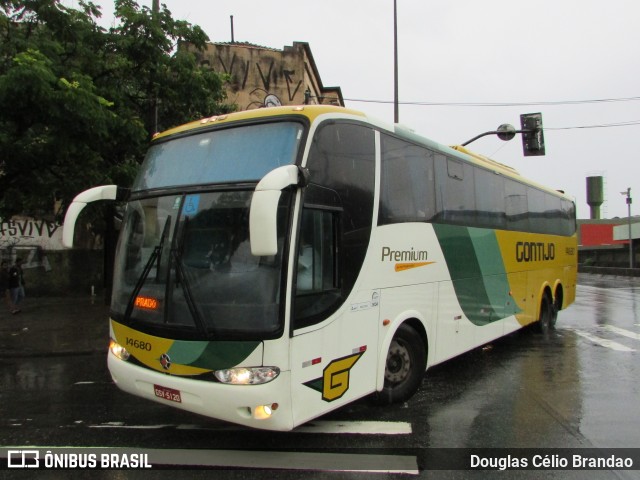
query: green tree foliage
[{"left": 0, "top": 0, "right": 231, "bottom": 220}]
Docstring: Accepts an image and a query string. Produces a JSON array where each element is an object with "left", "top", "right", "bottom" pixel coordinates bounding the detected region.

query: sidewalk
[{"left": 0, "top": 295, "right": 110, "bottom": 358}]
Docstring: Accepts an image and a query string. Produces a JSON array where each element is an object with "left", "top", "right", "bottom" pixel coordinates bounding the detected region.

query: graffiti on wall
[
  {"left": 0, "top": 218, "right": 61, "bottom": 246},
  {"left": 0, "top": 217, "right": 63, "bottom": 271},
  {"left": 215, "top": 53, "right": 304, "bottom": 109},
  {"left": 247, "top": 88, "right": 282, "bottom": 109}
]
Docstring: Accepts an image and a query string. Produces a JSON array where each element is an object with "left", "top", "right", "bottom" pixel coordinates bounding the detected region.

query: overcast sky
[{"left": 78, "top": 0, "right": 639, "bottom": 219}]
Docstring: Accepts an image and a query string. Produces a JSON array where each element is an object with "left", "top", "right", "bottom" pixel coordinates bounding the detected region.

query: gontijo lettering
[
  {"left": 381, "top": 246, "right": 428, "bottom": 262},
  {"left": 516, "top": 241, "right": 555, "bottom": 262}
]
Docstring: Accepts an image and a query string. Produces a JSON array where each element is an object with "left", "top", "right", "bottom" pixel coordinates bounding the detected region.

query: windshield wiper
[
  {"left": 155, "top": 216, "right": 171, "bottom": 280},
  {"left": 170, "top": 216, "right": 208, "bottom": 335},
  {"left": 123, "top": 216, "right": 171, "bottom": 323}
]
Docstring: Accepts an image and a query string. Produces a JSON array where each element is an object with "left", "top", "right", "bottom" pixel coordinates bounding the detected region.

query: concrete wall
[
  {"left": 0, "top": 216, "right": 105, "bottom": 297},
  {"left": 1, "top": 248, "right": 104, "bottom": 297}
]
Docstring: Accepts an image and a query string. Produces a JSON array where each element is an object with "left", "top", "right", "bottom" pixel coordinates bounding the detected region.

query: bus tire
[
  {"left": 374, "top": 324, "right": 426, "bottom": 405},
  {"left": 550, "top": 301, "right": 559, "bottom": 328},
  {"left": 537, "top": 294, "right": 554, "bottom": 334}
]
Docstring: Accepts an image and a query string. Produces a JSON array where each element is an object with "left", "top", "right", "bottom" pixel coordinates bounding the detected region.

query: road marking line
[
  {"left": 150, "top": 448, "right": 419, "bottom": 474},
  {"left": 605, "top": 325, "right": 640, "bottom": 341},
  {"left": 294, "top": 420, "right": 412, "bottom": 435},
  {"left": 573, "top": 330, "right": 635, "bottom": 352},
  {"left": 90, "top": 420, "right": 412, "bottom": 435},
  {"left": 90, "top": 423, "right": 176, "bottom": 429}
]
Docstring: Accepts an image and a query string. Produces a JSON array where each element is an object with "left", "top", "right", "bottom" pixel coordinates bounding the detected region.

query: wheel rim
[{"left": 385, "top": 339, "right": 411, "bottom": 384}]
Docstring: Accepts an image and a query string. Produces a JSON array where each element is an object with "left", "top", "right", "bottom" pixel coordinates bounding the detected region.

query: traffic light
[{"left": 520, "top": 113, "right": 545, "bottom": 156}]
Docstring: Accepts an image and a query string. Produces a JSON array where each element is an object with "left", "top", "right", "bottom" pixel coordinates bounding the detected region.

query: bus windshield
[
  {"left": 111, "top": 190, "right": 291, "bottom": 340},
  {"left": 110, "top": 120, "right": 304, "bottom": 340}
]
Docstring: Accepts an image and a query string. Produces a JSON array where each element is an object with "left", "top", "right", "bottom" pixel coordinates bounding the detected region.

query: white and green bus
[{"left": 63, "top": 105, "right": 577, "bottom": 431}]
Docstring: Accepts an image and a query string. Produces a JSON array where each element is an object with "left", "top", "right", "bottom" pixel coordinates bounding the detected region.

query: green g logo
[{"left": 304, "top": 352, "right": 364, "bottom": 402}]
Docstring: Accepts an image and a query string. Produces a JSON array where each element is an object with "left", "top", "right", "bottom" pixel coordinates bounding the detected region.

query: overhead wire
[
  {"left": 344, "top": 96, "right": 640, "bottom": 107},
  {"left": 343, "top": 96, "right": 640, "bottom": 131}
]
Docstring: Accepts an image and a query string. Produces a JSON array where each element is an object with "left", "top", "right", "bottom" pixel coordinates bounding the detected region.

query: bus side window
[
  {"left": 475, "top": 168, "right": 506, "bottom": 229},
  {"left": 294, "top": 208, "right": 340, "bottom": 328},
  {"left": 296, "top": 209, "right": 336, "bottom": 292},
  {"left": 505, "top": 179, "right": 529, "bottom": 232},
  {"left": 434, "top": 156, "right": 476, "bottom": 225},
  {"left": 379, "top": 134, "right": 435, "bottom": 224}
]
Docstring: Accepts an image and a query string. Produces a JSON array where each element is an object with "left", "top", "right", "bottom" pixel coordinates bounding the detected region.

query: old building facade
[{"left": 191, "top": 41, "right": 344, "bottom": 110}]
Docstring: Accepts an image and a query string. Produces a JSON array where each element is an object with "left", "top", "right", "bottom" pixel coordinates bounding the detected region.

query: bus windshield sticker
[{"left": 183, "top": 194, "right": 200, "bottom": 217}]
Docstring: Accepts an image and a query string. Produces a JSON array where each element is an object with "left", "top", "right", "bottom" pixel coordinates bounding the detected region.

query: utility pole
[
  {"left": 152, "top": 0, "right": 160, "bottom": 134},
  {"left": 393, "top": 0, "right": 399, "bottom": 124}
]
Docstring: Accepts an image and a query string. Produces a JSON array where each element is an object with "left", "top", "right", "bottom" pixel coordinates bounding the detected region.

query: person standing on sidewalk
[
  {"left": 8, "top": 257, "right": 25, "bottom": 313},
  {"left": 0, "top": 259, "right": 17, "bottom": 313}
]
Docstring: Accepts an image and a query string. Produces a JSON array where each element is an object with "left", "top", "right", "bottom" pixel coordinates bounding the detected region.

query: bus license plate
[{"left": 154, "top": 384, "right": 182, "bottom": 403}]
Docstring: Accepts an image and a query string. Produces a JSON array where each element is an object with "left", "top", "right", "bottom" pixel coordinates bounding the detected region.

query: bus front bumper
[{"left": 107, "top": 352, "right": 294, "bottom": 431}]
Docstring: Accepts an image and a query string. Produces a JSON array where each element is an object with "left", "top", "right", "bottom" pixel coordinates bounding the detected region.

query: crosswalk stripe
[
  {"left": 573, "top": 330, "right": 635, "bottom": 352},
  {"left": 90, "top": 420, "right": 412, "bottom": 435},
  {"left": 294, "top": 420, "right": 412, "bottom": 435},
  {"left": 604, "top": 325, "right": 640, "bottom": 341}
]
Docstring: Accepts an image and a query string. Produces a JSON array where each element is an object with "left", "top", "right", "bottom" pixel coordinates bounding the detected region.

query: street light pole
[
  {"left": 152, "top": 0, "right": 160, "bottom": 134},
  {"left": 621, "top": 188, "right": 633, "bottom": 268}
]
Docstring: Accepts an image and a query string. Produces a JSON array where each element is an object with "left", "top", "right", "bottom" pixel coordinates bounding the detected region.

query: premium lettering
[
  {"left": 381, "top": 246, "right": 428, "bottom": 262},
  {"left": 516, "top": 242, "right": 555, "bottom": 262}
]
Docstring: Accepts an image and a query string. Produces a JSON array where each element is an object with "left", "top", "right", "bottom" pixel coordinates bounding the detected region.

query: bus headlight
[
  {"left": 215, "top": 367, "right": 280, "bottom": 385},
  {"left": 109, "top": 339, "right": 130, "bottom": 361}
]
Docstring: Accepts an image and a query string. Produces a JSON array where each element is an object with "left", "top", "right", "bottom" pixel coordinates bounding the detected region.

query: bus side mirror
[
  {"left": 62, "top": 185, "right": 129, "bottom": 248},
  {"left": 250, "top": 165, "right": 308, "bottom": 256}
]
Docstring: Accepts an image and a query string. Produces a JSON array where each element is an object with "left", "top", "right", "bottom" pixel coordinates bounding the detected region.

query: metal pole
[
  {"left": 230, "top": 15, "right": 235, "bottom": 43},
  {"left": 393, "top": 0, "right": 399, "bottom": 124},
  {"left": 627, "top": 188, "right": 633, "bottom": 268},
  {"left": 152, "top": 0, "right": 160, "bottom": 134}
]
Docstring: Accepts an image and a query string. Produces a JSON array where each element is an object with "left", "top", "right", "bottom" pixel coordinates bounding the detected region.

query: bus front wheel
[{"left": 374, "top": 324, "right": 426, "bottom": 405}]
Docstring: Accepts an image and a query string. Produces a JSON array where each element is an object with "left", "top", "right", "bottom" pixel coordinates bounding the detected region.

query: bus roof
[{"left": 152, "top": 105, "right": 364, "bottom": 141}]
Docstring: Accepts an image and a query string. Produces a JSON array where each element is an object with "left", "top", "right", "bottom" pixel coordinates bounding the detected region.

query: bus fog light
[
  {"left": 109, "top": 339, "right": 130, "bottom": 361},
  {"left": 254, "top": 403, "right": 279, "bottom": 419},
  {"left": 215, "top": 367, "right": 280, "bottom": 385}
]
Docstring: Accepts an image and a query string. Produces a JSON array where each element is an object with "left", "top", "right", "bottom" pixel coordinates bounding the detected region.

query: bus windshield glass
[
  {"left": 134, "top": 121, "right": 304, "bottom": 191},
  {"left": 111, "top": 190, "right": 291, "bottom": 340}
]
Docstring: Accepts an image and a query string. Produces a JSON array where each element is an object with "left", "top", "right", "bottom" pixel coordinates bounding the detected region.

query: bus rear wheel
[
  {"left": 374, "top": 324, "right": 426, "bottom": 405},
  {"left": 537, "top": 294, "right": 554, "bottom": 334}
]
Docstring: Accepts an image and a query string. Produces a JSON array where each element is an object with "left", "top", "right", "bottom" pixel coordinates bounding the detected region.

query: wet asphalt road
[{"left": 1, "top": 273, "right": 639, "bottom": 479}]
